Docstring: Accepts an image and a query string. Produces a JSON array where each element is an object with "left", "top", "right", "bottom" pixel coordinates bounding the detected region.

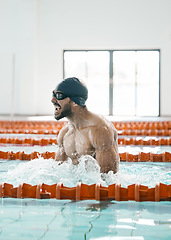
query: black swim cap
[{"left": 55, "top": 77, "right": 88, "bottom": 106}]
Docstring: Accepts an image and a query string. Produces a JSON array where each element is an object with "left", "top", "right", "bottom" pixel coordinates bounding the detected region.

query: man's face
[{"left": 51, "top": 90, "right": 72, "bottom": 120}]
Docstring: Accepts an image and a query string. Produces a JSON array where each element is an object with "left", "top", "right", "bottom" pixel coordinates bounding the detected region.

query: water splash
[
  {"left": 0, "top": 156, "right": 103, "bottom": 187},
  {"left": 0, "top": 156, "right": 171, "bottom": 187}
]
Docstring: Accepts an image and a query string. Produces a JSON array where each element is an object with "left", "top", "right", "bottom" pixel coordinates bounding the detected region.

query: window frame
[{"left": 63, "top": 49, "right": 161, "bottom": 117}]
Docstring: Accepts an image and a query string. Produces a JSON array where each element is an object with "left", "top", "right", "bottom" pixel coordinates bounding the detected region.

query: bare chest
[{"left": 63, "top": 128, "right": 93, "bottom": 158}]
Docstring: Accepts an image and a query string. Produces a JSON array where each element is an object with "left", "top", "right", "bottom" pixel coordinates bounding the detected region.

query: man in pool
[{"left": 51, "top": 77, "right": 120, "bottom": 174}]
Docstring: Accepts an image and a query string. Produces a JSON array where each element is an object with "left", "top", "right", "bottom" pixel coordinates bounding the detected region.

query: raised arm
[{"left": 89, "top": 124, "right": 120, "bottom": 173}]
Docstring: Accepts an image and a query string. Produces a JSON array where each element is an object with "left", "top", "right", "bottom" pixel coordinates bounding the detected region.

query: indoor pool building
[{"left": 0, "top": 1, "right": 171, "bottom": 239}]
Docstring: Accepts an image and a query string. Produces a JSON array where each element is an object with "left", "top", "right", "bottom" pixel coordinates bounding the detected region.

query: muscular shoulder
[
  {"left": 89, "top": 117, "right": 116, "bottom": 150},
  {"left": 57, "top": 124, "right": 69, "bottom": 146}
]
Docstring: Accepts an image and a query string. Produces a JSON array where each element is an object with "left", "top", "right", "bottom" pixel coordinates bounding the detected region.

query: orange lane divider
[
  {"left": 0, "top": 128, "right": 171, "bottom": 136},
  {"left": 119, "top": 151, "right": 171, "bottom": 162},
  {"left": 114, "top": 121, "right": 171, "bottom": 131},
  {"left": 0, "top": 120, "right": 171, "bottom": 131},
  {"left": 1, "top": 137, "right": 171, "bottom": 146},
  {"left": 0, "top": 151, "right": 171, "bottom": 162},
  {"left": 0, "top": 121, "right": 171, "bottom": 135},
  {"left": 118, "top": 129, "right": 171, "bottom": 136},
  {"left": 0, "top": 137, "right": 57, "bottom": 145},
  {"left": 0, "top": 121, "right": 66, "bottom": 130},
  {"left": 0, "top": 182, "right": 171, "bottom": 201},
  {"left": 118, "top": 137, "right": 171, "bottom": 146},
  {"left": 0, "top": 129, "right": 60, "bottom": 135},
  {"left": 0, "top": 151, "right": 55, "bottom": 160},
  {"left": 0, "top": 120, "right": 66, "bottom": 134}
]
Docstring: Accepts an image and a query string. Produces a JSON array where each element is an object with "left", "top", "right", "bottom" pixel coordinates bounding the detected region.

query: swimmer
[{"left": 51, "top": 77, "right": 120, "bottom": 173}]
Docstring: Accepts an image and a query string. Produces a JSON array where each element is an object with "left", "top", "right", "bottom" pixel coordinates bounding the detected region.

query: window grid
[{"left": 63, "top": 49, "right": 160, "bottom": 117}]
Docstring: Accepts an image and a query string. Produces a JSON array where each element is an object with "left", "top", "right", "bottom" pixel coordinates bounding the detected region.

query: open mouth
[{"left": 54, "top": 104, "right": 61, "bottom": 115}]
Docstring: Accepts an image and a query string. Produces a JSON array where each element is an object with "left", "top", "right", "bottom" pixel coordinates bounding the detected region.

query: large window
[{"left": 63, "top": 50, "right": 160, "bottom": 116}]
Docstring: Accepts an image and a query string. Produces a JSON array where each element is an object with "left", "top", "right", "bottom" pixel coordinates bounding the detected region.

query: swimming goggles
[
  {"left": 52, "top": 91, "right": 84, "bottom": 100},
  {"left": 52, "top": 91, "right": 68, "bottom": 100}
]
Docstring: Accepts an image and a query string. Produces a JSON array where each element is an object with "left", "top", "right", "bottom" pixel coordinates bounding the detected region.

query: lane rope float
[{"left": 0, "top": 182, "right": 170, "bottom": 202}]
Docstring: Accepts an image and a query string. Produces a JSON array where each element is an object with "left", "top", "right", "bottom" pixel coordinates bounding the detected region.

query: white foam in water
[
  {"left": 0, "top": 156, "right": 171, "bottom": 187},
  {"left": 0, "top": 156, "right": 103, "bottom": 187}
]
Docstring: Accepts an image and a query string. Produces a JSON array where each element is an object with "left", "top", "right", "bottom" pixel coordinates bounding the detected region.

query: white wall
[
  {"left": 0, "top": 0, "right": 171, "bottom": 116},
  {"left": 0, "top": 0, "right": 37, "bottom": 115}
]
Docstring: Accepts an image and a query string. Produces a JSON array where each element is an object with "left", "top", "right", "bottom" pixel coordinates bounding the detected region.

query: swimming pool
[
  {"left": 1, "top": 159, "right": 171, "bottom": 188},
  {"left": 0, "top": 120, "right": 171, "bottom": 239},
  {"left": 1, "top": 199, "right": 171, "bottom": 240}
]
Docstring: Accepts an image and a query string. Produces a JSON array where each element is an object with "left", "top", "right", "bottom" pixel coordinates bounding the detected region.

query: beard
[{"left": 54, "top": 102, "right": 72, "bottom": 121}]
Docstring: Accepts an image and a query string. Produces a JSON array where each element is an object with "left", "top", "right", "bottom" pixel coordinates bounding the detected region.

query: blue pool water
[
  {"left": 0, "top": 141, "right": 171, "bottom": 239},
  {"left": 0, "top": 159, "right": 171, "bottom": 187},
  {"left": 0, "top": 199, "right": 171, "bottom": 240},
  {"left": 0, "top": 158, "right": 171, "bottom": 239}
]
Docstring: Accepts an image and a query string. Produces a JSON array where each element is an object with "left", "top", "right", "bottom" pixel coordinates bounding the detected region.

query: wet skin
[{"left": 51, "top": 94, "right": 120, "bottom": 174}]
